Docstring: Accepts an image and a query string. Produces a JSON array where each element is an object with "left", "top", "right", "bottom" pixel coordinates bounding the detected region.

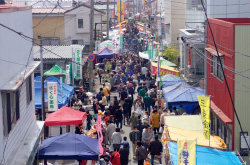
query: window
[
  {"left": 78, "top": 19, "right": 83, "bottom": 28},
  {"left": 211, "top": 55, "right": 224, "bottom": 81},
  {"left": 165, "top": 24, "right": 170, "bottom": 34},
  {"left": 72, "top": 40, "right": 83, "bottom": 45},
  {"left": 41, "top": 37, "right": 60, "bottom": 45},
  {"left": 26, "top": 76, "right": 32, "bottom": 104},
  {"left": 2, "top": 90, "right": 20, "bottom": 136}
]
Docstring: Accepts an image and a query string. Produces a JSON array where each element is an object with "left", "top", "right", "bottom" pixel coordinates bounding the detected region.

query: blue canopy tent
[
  {"left": 158, "top": 74, "right": 183, "bottom": 89},
  {"left": 168, "top": 142, "right": 242, "bottom": 165},
  {"left": 96, "top": 47, "right": 115, "bottom": 59},
  {"left": 35, "top": 76, "right": 74, "bottom": 109},
  {"left": 38, "top": 133, "right": 99, "bottom": 160},
  {"left": 163, "top": 85, "right": 204, "bottom": 113},
  {"left": 162, "top": 82, "right": 191, "bottom": 94}
]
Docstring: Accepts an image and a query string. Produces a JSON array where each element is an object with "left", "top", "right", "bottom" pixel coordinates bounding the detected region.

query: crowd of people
[{"left": 69, "top": 20, "right": 186, "bottom": 165}]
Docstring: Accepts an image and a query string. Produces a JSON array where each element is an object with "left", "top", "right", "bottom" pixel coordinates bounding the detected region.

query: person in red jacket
[{"left": 110, "top": 151, "right": 121, "bottom": 165}]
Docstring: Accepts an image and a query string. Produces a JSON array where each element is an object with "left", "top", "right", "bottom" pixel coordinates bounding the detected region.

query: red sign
[{"left": 88, "top": 54, "right": 95, "bottom": 61}]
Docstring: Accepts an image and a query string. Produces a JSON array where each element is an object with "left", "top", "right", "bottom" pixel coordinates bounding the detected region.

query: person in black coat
[
  {"left": 109, "top": 102, "right": 117, "bottom": 116},
  {"left": 123, "top": 100, "right": 130, "bottom": 125},
  {"left": 86, "top": 111, "right": 92, "bottom": 130},
  {"left": 127, "top": 95, "right": 133, "bottom": 118},
  {"left": 149, "top": 135, "right": 163, "bottom": 165},
  {"left": 115, "top": 106, "right": 123, "bottom": 129},
  {"left": 119, "top": 143, "right": 129, "bottom": 165},
  {"left": 114, "top": 96, "right": 119, "bottom": 108}
]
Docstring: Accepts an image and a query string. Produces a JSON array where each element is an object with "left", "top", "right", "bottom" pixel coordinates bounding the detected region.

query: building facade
[
  {"left": 0, "top": 5, "right": 44, "bottom": 164},
  {"left": 206, "top": 18, "right": 250, "bottom": 163}
]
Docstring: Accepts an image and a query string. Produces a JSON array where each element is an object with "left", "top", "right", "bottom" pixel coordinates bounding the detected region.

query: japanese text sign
[
  {"left": 197, "top": 96, "right": 210, "bottom": 140},
  {"left": 177, "top": 140, "right": 196, "bottom": 165},
  {"left": 72, "top": 45, "right": 83, "bottom": 79},
  {"left": 47, "top": 82, "right": 58, "bottom": 112}
]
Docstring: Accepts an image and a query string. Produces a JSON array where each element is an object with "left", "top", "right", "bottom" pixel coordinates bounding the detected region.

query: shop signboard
[
  {"left": 177, "top": 140, "right": 196, "bottom": 165},
  {"left": 47, "top": 82, "right": 58, "bottom": 112},
  {"left": 197, "top": 96, "right": 210, "bottom": 140},
  {"left": 72, "top": 45, "right": 83, "bottom": 79},
  {"left": 65, "top": 64, "right": 71, "bottom": 84}
]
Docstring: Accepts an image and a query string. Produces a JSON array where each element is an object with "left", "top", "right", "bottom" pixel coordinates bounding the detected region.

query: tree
[{"left": 163, "top": 46, "right": 179, "bottom": 64}]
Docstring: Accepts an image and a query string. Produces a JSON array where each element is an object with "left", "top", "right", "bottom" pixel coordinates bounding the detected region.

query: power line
[
  {"left": 200, "top": 0, "right": 250, "bottom": 151},
  {"left": 166, "top": 0, "right": 250, "bottom": 6}
]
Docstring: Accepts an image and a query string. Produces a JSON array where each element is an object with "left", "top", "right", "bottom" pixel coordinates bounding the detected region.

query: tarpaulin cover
[
  {"left": 163, "top": 86, "right": 204, "bottom": 106},
  {"left": 167, "top": 126, "right": 227, "bottom": 149},
  {"left": 38, "top": 133, "right": 99, "bottom": 160},
  {"left": 96, "top": 47, "right": 115, "bottom": 58},
  {"left": 157, "top": 74, "right": 183, "bottom": 89},
  {"left": 45, "top": 106, "right": 86, "bottom": 126},
  {"left": 164, "top": 115, "right": 204, "bottom": 132},
  {"left": 34, "top": 76, "right": 74, "bottom": 109},
  {"left": 168, "top": 142, "right": 241, "bottom": 165}
]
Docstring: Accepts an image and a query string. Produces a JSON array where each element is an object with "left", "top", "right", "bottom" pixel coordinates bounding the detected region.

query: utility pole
[
  {"left": 89, "top": 0, "right": 94, "bottom": 91},
  {"left": 107, "top": 0, "right": 109, "bottom": 39},
  {"left": 40, "top": 44, "right": 44, "bottom": 121}
]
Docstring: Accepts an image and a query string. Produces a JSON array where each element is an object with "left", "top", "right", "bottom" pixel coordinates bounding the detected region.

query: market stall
[
  {"left": 34, "top": 76, "right": 74, "bottom": 109},
  {"left": 157, "top": 74, "right": 183, "bottom": 89},
  {"left": 164, "top": 115, "right": 204, "bottom": 133},
  {"left": 43, "top": 65, "right": 66, "bottom": 82},
  {"left": 151, "top": 61, "right": 180, "bottom": 76},
  {"left": 167, "top": 142, "right": 242, "bottom": 165},
  {"left": 96, "top": 47, "right": 115, "bottom": 59},
  {"left": 45, "top": 106, "right": 86, "bottom": 137},
  {"left": 38, "top": 133, "right": 99, "bottom": 160}
]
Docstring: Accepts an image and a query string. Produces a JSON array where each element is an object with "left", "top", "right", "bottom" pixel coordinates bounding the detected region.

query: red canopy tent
[{"left": 45, "top": 106, "right": 86, "bottom": 126}]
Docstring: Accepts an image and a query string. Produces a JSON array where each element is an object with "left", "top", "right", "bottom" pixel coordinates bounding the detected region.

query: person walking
[
  {"left": 136, "top": 141, "right": 147, "bottom": 165},
  {"left": 115, "top": 106, "right": 123, "bottom": 129},
  {"left": 123, "top": 99, "right": 130, "bottom": 125},
  {"left": 143, "top": 93, "right": 152, "bottom": 114},
  {"left": 103, "top": 83, "right": 110, "bottom": 103},
  {"left": 129, "top": 126, "right": 141, "bottom": 158},
  {"left": 149, "top": 135, "right": 163, "bottom": 165},
  {"left": 141, "top": 125, "right": 151, "bottom": 153},
  {"left": 137, "top": 120, "right": 144, "bottom": 141},
  {"left": 106, "top": 120, "right": 116, "bottom": 145},
  {"left": 127, "top": 83, "right": 134, "bottom": 101},
  {"left": 86, "top": 111, "right": 92, "bottom": 130},
  {"left": 110, "top": 151, "right": 121, "bottom": 165},
  {"left": 120, "top": 87, "right": 128, "bottom": 107},
  {"left": 119, "top": 143, "right": 129, "bottom": 165},
  {"left": 111, "top": 128, "right": 123, "bottom": 152},
  {"left": 130, "top": 112, "right": 138, "bottom": 129},
  {"left": 99, "top": 93, "right": 107, "bottom": 112},
  {"left": 151, "top": 110, "right": 160, "bottom": 134}
]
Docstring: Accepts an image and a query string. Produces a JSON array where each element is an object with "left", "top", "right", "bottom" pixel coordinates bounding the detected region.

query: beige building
[{"left": 164, "top": 0, "right": 185, "bottom": 47}]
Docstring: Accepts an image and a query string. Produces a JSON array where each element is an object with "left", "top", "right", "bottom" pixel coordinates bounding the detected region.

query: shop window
[
  {"left": 72, "top": 40, "right": 83, "bottom": 45},
  {"left": 41, "top": 37, "right": 60, "bottom": 46},
  {"left": 211, "top": 55, "right": 224, "bottom": 81},
  {"left": 2, "top": 90, "right": 20, "bottom": 136}
]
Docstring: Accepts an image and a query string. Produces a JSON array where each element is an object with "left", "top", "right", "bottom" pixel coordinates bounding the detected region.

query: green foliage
[{"left": 163, "top": 46, "right": 179, "bottom": 64}]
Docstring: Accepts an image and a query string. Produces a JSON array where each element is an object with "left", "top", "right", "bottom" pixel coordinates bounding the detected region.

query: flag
[
  {"left": 197, "top": 96, "right": 210, "bottom": 140},
  {"left": 177, "top": 140, "right": 196, "bottom": 165}
]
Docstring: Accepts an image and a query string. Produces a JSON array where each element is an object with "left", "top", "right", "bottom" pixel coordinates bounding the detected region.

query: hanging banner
[
  {"left": 72, "top": 45, "right": 83, "bottom": 79},
  {"left": 197, "top": 96, "right": 210, "bottom": 140},
  {"left": 120, "top": 34, "right": 123, "bottom": 50},
  {"left": 65, "top": 64, "right": 71, "bottom": 84},
  {"left": 177, "top": 140, "right": 196, "bottom": 165},
  {"left": 117, "top": 1, "right": 124, "bottom": 22},
  {"left": 97, "top": 115, "right": 103, "bottom": 155},
  {"left": 47, "top": 82, "right": 58, "bottom": 112},
  {"left": 112, "top": 35, "right": 120, "bottom": 53},
  {"left": 188, "top": 46, "right": 191, "bottom": 68}
]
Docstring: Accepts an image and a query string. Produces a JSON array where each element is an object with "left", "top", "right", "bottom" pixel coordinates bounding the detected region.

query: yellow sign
[
  {"left": 117, "top": 1, "right": 124, "bottom": 22},
  {"left": 197, "top": 96, "right": 210, "bottom": 140},
  {"left": 177, "top": 140, "right": 196, "bottom": 165}
]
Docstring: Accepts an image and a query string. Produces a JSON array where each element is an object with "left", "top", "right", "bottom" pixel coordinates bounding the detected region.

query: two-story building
[
  {"left": 206, "top": 18, "right": 250, "bottom": 163},
  {"left": 0, "top": 5, "right": 44, "bottom": 164}
]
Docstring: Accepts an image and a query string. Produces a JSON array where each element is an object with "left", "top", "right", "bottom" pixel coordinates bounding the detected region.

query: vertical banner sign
[
  {"left": 117, "top": 2, "right": 124, "bottom": 22},
  {"left": 197, "top": 96, "right": 210, "bottom": 140},
  {"left": 148, "top": 42, "right": 152, "bottom": 60},
  {"left": 72, "top": 45, "right": 84, "bottom": 79},
  {"left": 188, "top": 46, "right": 191, "bottom": 68},
  {"left": 65, "top": 64, "right": 70, "bottom": 84},
  {"left": 47, "top": 82, "right": 58, "bottom": 112},
  {"left": 120, "top": 34, "right": 123, "bottom": 50},
  {"left": 177, "top": 140, "right": 196, "bottom": 165},
  {"left": 97, "top": 115, "right": 103, "bottom": 155}
]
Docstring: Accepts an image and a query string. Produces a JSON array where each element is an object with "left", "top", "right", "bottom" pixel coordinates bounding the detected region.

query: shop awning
[
  {"left": 38, "top": 133, "right": 99, "bottom": 160},
  {"left": 166, "top": 126, "right": 227, "bottom": 149},
  {"left": 210, "top": 100, "right": 233, "bottom": 124},
  {"left": 151, "top": 62, "right": 180, "bottom": 76},
  {"left": 205, "top": 47, "right": 223, "bottom": 56},
  {"left": 45, "top": 106, "right": 86, "bottom": 126},
  {"left": 168, "top": 142, "right": 241, "bottom": 165},
  {"left": 164, "top": 115, "right": 204, "bottom": 132}
]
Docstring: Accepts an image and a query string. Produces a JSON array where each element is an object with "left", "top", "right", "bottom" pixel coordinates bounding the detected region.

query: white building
[
  {"left": 0, "top": 5, "right": 44, "bottom": 164},
  {"left": 64, "top": 4, "right": 103, "bottom": 52}
]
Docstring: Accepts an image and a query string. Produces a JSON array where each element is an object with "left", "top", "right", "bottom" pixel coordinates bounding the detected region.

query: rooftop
[
  {"left": 32, "top": 8, "right": 71, "bottom": 14},
  {"left": 210, "top": 18, "right": 250, "bottom": 24},
  {"left": 0, "top": 4, "right": 31, "bottom": 13}
]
